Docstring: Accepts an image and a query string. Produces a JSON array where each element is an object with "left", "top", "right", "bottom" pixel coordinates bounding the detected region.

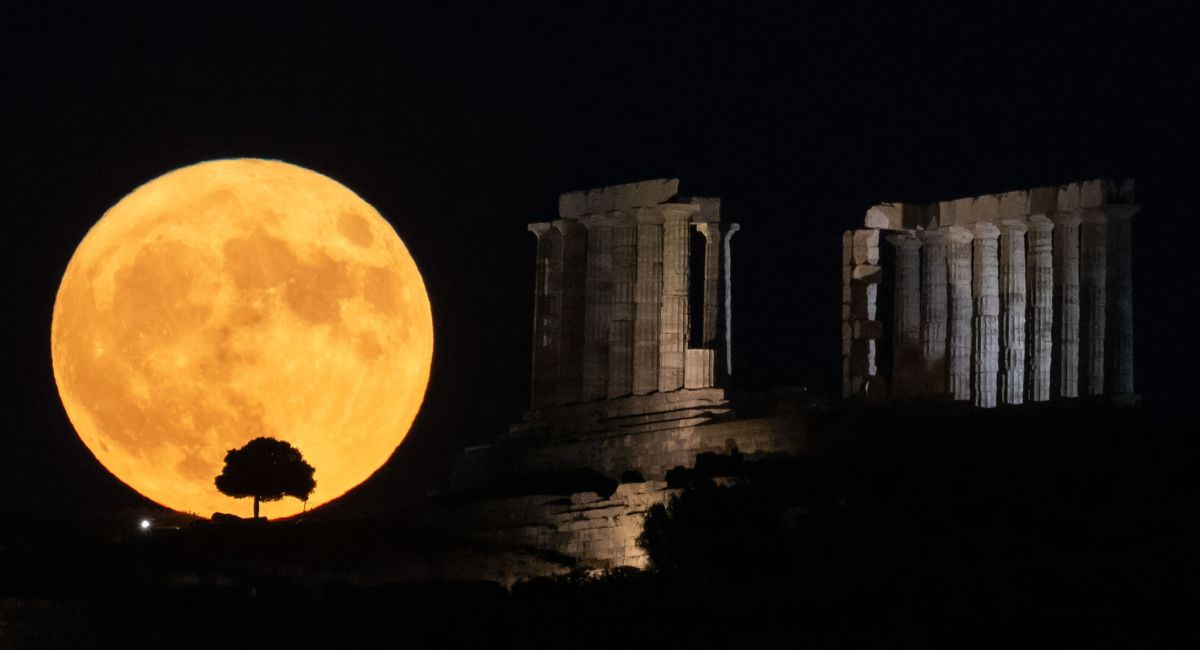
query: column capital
[
  {"left": 1027, "top": 214, "right": 1054, "bottom": 233},
  {"left": 941, "top": 225, "right": 974, "bottom": 245},
  {"left": 998, "top": 219, "right": 1028, "bottom": 236},
  {"left": 1049, "top": 210, "right": 1083, "bottom": 229},
  {"left": 885, "top": 231, "right": 923, "bottom": 250},
  {"left": 694, "top": 222, "right": 720, "bottom": 239},
  {"left": 969, "top": 221, "right": 1001, "bottom": 240},
  {"left": 915, "top": 229, "right": 946, "bottom": 246},
  {"left": 528, "top": 222, "right": 552, "bottom": 238},
  {"left": 579, "top": 213, "right": 613, "bottom": 228},
  {"left": 552, "top": 218, "right": 586, "bottom": 234},
  {"left": 660, "top": 203, "right": 702, "bottom": 221}
]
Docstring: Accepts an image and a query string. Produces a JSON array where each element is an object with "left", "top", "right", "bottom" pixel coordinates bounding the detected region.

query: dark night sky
[{"left": 3, "top": 3, "right": 1197, "bottom": 520}]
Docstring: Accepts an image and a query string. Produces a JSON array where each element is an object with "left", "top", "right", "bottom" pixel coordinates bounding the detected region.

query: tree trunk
[{"left": 253, "top": 495, "right": 260, "bottom": 519}]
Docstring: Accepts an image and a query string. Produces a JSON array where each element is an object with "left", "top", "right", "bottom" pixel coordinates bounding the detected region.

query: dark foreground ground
[{"left": 2, "top": 400, "right": 1196, "bottom": 648}]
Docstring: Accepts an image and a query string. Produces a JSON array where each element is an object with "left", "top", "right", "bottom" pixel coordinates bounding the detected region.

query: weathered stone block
[
  {"left": 1079, "top": 179, "right": 1105, "bottom": 208},
  {"left": 558, "top": 179, "right": 680, "bottom": 218},
  {"left": 864, "top": 204, "right": 900, "bottom": 229},
  {"left": 852, "top": 229, "right": 880, "bottom": 264},
  {"left": 998, "top": 191, "right": 1028, "bottom": 220},
  {"left": 1028, "top": 186, "right": 1058, "bottom": 215},
  {"left": 1057, "top": 183, "right": 1080, "bottom": 211}
]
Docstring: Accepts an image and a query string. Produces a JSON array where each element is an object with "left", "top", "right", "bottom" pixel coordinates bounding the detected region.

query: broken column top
[{"left": 863, "top": 178, "right": 1136, "bottom": 230}]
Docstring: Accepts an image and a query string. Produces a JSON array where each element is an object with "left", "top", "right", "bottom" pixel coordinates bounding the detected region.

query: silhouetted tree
[{"left": 214, "top": 437, "right": 316, "bottom": 519}]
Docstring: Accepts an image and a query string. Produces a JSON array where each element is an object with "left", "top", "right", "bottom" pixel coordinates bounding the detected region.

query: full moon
[{"left": 51, "top": 159, "right": 434, "bottom": 518}]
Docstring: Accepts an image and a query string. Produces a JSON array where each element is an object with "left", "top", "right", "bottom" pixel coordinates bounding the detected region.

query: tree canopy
[{"left": 214, "top": 437, "right": 316, "bottom": 519}]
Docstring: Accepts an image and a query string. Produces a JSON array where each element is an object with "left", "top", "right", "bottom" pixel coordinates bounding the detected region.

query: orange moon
[{"left": 51, "top": 159, "right": 433, "bottom": 518}]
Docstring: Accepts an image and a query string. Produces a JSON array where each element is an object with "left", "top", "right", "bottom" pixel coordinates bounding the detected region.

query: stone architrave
[
  {"left": 1080, "top": 209, "right": 1107, "bottom": 396},
  {"left": 887, "top": 232, "right": 922, "bottom": 397},
  {"left": 554, "top": 220, "right": 588, "bottom": 405},
  {"left": 1050, "top": 210, "right": 1082, "bottom": 398},
  {"left": 1025, "top": 215, "right": 1054, "bottom": 402},
  {"left": 1105, "top": 205, "right": 1139, "bottom": 396},
  {"left": 916, "top": 230, "right": 948, "bottom": 396},
  {"left": 998, "top": 220, "right": 1028, "bottom": 405},
  {"left": 943, "top": 226, "right": 974, "bottom": 401},
  {"left": 580, "top": 214, "right": 613, "bottom": 402},
  {"left": 658, "top": 206, "right": 693, "bottom": 392},
  {"left": 971, "top": 222, "right": 1001, "bottom": 408},
  {"left": 632, "top": 209, "right": 663, "bottom": 395},
  {"left": 607, "top": 212, "right": 637, "bottom": 398}
]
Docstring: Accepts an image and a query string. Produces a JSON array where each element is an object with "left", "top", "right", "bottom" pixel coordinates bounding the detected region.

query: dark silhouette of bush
[{"left": 214, "top": 437, "right": 316, "bottom": 519}]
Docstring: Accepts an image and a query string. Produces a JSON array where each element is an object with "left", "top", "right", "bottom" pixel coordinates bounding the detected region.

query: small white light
[{"left": 140, "top": 519, "right": 151, "bottom": 530}]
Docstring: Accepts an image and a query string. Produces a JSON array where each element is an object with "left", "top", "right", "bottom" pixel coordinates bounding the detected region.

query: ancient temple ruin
[
  {"left": 451, "top": 179, "right": 804, "bottom": 493},
  {"left": 842, "top": 179, "right": 1138, "bottom": 407},
  {"left": 513, "top": 179, "right": 741, "bottom": 439}
]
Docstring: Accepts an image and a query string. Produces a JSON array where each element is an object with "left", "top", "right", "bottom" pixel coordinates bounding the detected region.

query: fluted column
[
  {"left": 1025, "top": 215, "right": 1054, "bottom": 402},
  {"left": 607, "top": 212, "right": 637, "bottom": 398},
  {"left": 1051, "top": 211, "right": 1082, "bottom": 398},
  {"left": 658, "top": 207, "right": 692, "bottom": 392},
  {"left": 917, "top": 231, "right": 948, "bottom": 396},
  {"left": 554, "top": 220, "right": 587, "bottom": 405},
  {"left": 944, "top": 227, "right": 974, "bottom": 401},
  {"left": 1080, "top": 209, "right": 1107, "bottom": 395},
  {"left": 580, "top": 215, "right": 612, "bottom": 402},
  {"left": 718, "top": 223, "right": 740, "bottom": 382},
  {"left": 971, "top": 222, "right": 1001, "bottom": 408},
  {"left": 632, "top": 209, "right": 663, "bottom": 395},
  {"left": 528, "top": 223, "right": 561, "bottom": 408},
  {"left": 1105, "top": 205, "right": 1138, "bottom": 396},
  {"left": 697, "top": 223, "right": 720, "bottom": 348},
  {"left": 998, "top": 220, "right": 1027, "bottom": 405},
  {"left": 888, "top": 232, "right": 922, "bottom": 397}
]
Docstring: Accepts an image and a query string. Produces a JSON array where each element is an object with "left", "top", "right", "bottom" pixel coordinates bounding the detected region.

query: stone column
[
  {"left": 580, "top": 215, "right": 613, "bottom": 402},
  {"left": 944, "top": 227, "right": 974, "bottom": 401},
  {"left": 1051, "top": 210, "right": 1082, "bottom": 398},
  {"left": 554, "top": 220, "right": 587, "bottom": 405},
  {"left": 847, "top": 228, "right": 882, "bottom": 398},
  {"left": 528, "top": 223, "right": 562, "bottom": 408},
  {"left": 658, "top": 207, "right": 692, "bottom": 392},
  {"left": 1025, "top": 215, "right": 1054, "bottom": 402},
  {"left": 998, "top": 220, "right": 1028, "bottom": 405},
  {"left": 632, "top": 209, "right": 663, "bottom": 395},
  {"left": 1080, "top": 209, "right": 1107, "bottom": 396},
  {"left": 607, "top": 212, "right": 637, "bottom": 398},
  {"left": 917, "top": 230, "right": 948, "bottom": 396},
  {"left": 696, "top": 223, "right": 720, "bottom": 348},
  {"left": 1105, "top": 205, "right": 1138, "bottom": 396},
  {"left": 971, "top": 222, "right": 1001, "bottom": 408},
  {"left": 717, "top": 223, "right": 740, "bottom": 381},
  {"left": 887, "top": 232, "right": 922, "bottom": 397}
]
